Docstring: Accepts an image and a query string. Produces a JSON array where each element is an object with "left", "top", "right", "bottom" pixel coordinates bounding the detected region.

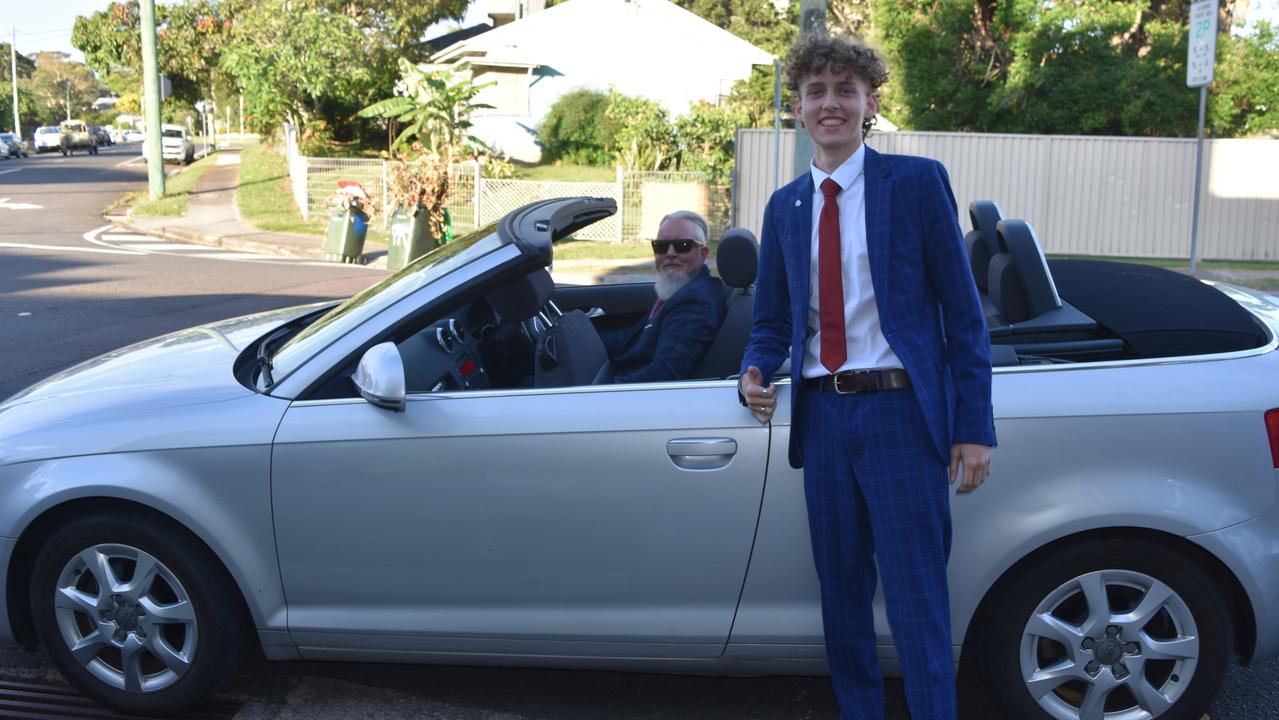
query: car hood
[{"left": 0, "top": 303, "right": 328, "bottom": 466}]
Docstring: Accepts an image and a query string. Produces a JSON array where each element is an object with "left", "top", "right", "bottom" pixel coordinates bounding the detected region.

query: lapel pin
[{"left": 794, "top": 199, "right": 802, "bottom": 207}]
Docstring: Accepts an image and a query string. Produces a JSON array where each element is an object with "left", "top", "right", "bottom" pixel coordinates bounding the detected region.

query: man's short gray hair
[{"left": 659, "top": 210, "right": 710, "bottom": 245}]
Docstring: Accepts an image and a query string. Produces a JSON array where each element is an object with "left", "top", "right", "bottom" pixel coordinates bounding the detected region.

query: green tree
[
  {"left": 0, "top": 43, "right": 38, "bottom": 133},
  {"left": 221, "top": 0, "right": 375, "bottom": 131},
  {"left": 1212, "top": 23, "right": 1279, "bottom": 136},
  {"left": 24, "top": 52, "right": 102, "bottom": 126}
]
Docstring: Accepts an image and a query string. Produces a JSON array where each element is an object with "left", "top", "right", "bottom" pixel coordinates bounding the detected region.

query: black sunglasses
[{"left": 651, "top": 239, "right": 699, "bottom": 254}]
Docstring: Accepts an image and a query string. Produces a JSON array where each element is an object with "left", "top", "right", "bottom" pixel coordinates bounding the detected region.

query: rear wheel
[
  {"left": 979, "top": 538, "right": 1231, "bottom": 720},
  {"left": 29, "top": 510, "right": 250, "bottom": 717}
]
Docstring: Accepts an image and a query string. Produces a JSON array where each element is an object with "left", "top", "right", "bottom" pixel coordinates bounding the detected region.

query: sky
[{"left": 6, "top": 0, "right": 1279, "bottom": 67}]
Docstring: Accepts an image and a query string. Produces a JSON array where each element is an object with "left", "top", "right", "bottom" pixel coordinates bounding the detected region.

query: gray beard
[{"left": 654, "top": 270, "right": 693, "bottom": 300}]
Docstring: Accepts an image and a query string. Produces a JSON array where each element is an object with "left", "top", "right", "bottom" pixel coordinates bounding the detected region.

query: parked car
[
  {"left": 58, "top": 120, "right": 97, "bottom": 156},
  {"left": 90, "top": 125, "right": 112, "bottom": 146},
  {"left": 0, "top": 132, "right": 28, "bottom": 158},
  {"left": 1, "top": 197, "right": 1277, "bottom": 720},
  {"left": 122, "top": 129, "right": 144, "bottom": 143},
  {"left": 141, "top": 123, "right": 196, "bottom": 164},
  {"left": 32, "top": 125, "right": 61, "bottom": 153},
  {"left": 0, "top": 141, "right": 8, "bottom": 160}
]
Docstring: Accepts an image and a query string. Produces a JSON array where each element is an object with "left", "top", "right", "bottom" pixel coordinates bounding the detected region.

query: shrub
[{"left": 537, "top": 88, "right": 618, "bottom": 165}]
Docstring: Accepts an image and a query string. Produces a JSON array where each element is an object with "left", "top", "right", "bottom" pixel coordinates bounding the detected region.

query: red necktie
[{"left": 818, "top": 178, "right": 847, "bottom": 373}]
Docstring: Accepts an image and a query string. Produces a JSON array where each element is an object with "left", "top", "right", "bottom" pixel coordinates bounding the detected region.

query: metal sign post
[{"left": 1186, "top": 0, "right": 1217, "bottom": 275}]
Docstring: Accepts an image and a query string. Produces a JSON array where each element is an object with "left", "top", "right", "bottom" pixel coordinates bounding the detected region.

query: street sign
[{"left": 1187, "top": 0, "right": 1217, "bottom": 87}]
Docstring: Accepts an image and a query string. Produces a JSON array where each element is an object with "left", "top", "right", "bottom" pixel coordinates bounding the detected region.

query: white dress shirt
[{"left": 803, "top": 144, "right": 902, "bottom": 378}]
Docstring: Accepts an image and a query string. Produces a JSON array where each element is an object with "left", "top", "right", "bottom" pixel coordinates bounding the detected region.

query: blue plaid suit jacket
[{"left": 741, "top": 147, "right": 996, "bottom": 468}]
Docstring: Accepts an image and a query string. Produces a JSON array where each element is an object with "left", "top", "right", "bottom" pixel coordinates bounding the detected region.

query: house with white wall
[{"left": 429, "top": 0, "right": 774, "bottom": 162}]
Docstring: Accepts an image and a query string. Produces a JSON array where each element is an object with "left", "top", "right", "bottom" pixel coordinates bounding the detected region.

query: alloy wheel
[
  {"left": 1019, "top": 569, "right": 1199, "bottom": 720},
  {"left": 52, "top": 543, "right": 199, "bottom": 694}
]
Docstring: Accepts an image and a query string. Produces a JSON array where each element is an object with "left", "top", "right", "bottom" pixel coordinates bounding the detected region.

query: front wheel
[
  {"left": 29, "top": 510, "right": 250, "bottom": 717},
  {"left": 979, "top": 538, "right": 1231, "bottom": 720}
]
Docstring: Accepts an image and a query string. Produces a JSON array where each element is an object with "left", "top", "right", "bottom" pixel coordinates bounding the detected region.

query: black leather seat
[
  {"left": 487, "top": 269, "right": 612, "bottom": 387},
  {"left": 694, "top": 228, "right": 759, "bottom": 378}
]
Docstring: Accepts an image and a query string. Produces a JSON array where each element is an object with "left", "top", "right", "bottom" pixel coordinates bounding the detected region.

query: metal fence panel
[
  {"left": 479, "top": 179, "right": 622, "bottom": 240},
  {"left": 736, "top": 129, "right": 1279, "bottom": 261},
  {"left": 283, "top": 138, "right": 735, "bottom": 244}
]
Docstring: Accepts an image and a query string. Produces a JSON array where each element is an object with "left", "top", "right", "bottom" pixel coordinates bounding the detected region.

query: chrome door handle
[{"left": 666, "top": 438, "right": 737, "bottom": 470}]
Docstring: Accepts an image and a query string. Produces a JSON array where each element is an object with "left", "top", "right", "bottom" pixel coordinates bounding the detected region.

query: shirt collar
[{"left": 808, "top": 142, "right": 866, "bottom": 194}]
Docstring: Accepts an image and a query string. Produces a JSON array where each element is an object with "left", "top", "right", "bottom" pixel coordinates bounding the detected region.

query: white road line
[
  {"left": 115, "top": 156, "right": 146, "bottom": 167},
  {"left": 0, "top": 168, "right": 23, "bottom": 176},
  {"left": 0, "top": 241, "right": 142, "bottom": 255}
]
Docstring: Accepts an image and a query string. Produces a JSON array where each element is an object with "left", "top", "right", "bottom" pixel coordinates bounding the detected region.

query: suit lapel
[
  {"left": 791, "top": 176, "right": 813, "bottom": 321},
  {"left": 863, "top": 146, "right": 892, "bottom": 306}
]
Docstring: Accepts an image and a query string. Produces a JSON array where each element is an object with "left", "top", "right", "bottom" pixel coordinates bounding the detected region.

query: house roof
[{"left": 431, "top": 0, "right": 774, "bottom": 68}]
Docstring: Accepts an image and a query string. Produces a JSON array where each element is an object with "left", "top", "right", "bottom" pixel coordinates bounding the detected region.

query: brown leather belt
[{"left": 806, "top": 368, "right": 911, "bottom": 394}]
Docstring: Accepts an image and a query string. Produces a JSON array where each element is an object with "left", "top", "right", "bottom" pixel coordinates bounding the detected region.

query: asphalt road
[{"left": 0, "top": 144, "right": 1273, "bottom": 719}]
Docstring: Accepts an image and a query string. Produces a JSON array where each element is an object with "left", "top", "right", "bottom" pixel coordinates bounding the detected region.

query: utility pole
[
  {"left": 10, "top": 27, "right": 19, "bottom": 138},
  {"left": 140, "top": 0, "right": 164, "bottom": 200},
  {"left": 65, "top": 81, "right": 70, "bottom": 121}
]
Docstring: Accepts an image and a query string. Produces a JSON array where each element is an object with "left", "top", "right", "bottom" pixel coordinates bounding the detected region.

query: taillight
[{"left": 1267, "top": 409, "right": 1279, "bottom": 468}]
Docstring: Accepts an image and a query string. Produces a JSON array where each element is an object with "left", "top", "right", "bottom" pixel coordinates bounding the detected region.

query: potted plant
[{"left": 360, "top": 59, "right": 495, "bottom": 270}]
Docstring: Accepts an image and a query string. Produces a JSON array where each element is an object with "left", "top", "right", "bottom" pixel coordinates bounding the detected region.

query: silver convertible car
[{"left": 1, "top": 197, "right": 1278, "bottom": 720}]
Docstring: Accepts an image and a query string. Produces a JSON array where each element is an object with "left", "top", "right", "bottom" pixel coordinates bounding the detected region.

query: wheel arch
[
  {"left": 959, "top": 526, "right": 1256, "bottom": 666},
  {"left": 6, "top": 497, "right": 259, "bottom": 654}
]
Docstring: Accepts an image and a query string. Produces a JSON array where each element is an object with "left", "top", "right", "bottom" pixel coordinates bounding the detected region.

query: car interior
[{"left": 302, "top": 199, "right": 1273, "bottom": 401}]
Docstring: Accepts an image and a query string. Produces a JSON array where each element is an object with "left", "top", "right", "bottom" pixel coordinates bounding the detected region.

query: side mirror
[{"left": 352, "top": 342, "right": 406, "bottom": 411}]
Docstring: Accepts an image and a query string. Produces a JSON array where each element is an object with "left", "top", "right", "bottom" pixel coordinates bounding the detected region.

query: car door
[{"left": 271, "top": 380, "right": 769, "bottom": 661}]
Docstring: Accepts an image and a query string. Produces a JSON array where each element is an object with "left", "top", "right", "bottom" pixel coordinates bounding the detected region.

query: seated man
[{"left": 601, "top": 210, "right": 727, "bottom": 383}]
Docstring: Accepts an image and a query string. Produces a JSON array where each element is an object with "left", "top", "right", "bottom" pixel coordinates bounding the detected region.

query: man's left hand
[{"left": 950, "top": 443, "right": 992, "bottom": 494}]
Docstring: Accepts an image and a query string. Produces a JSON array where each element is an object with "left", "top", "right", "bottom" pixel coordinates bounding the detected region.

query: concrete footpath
[{"left": 112, "top": 149, "right": 659, "bottom": 285}]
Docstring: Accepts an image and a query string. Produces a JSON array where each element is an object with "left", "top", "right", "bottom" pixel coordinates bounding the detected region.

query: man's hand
[
  {"left": 950, "top": 443, "right": 992, "bottom": 494},
  {"left": 740, "top": 366, "right": 776, "bottom": 423}
]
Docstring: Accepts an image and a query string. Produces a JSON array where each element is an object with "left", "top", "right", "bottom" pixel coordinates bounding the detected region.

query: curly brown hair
[{"left": 785, "top": 34, "right": 889, "bottom": 136}]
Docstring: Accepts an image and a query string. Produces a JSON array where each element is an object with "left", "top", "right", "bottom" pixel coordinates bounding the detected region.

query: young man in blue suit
[
  {"left": 602, "top": 210, "right": 726, "bottom": 383},
  {"left": 738, "top": 35, "right": 996, "bottom": 720}
]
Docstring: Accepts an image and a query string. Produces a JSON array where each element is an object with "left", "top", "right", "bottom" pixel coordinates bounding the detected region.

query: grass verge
[
  {"left": 237, "top": 144, "right": 387, "bottom": 245},
  {"left": 126, "top": 155, "right": 217, "bottom": 216},
  {"left": 513, "top": 164, "right": 616, "bottom": 182}
]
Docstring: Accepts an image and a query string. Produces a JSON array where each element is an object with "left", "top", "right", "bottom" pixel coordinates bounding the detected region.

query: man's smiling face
[
  {"left": 653, "top": 216, "right": 708, "bottom": 283},
  {"left": 795, "top": 66, "right": 878, "bottom": 170}
]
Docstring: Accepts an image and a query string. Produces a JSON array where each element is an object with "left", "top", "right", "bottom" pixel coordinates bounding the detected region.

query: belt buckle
[{"left": 832, "top": 370, "right": 873, "bottom": 394}]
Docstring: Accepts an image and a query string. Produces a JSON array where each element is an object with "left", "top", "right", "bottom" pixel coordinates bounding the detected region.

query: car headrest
[
  {"left": 716, "top": 228, "right": 758, "bottom": 290},
  {"left": 968, "top": 201, "right": 1005, "bottom": 256},
  {"left": 965, "top": 229, "right": 991, "bottom": 291},
  {"left": 486, "top": 268, "right": 553, "bottom": 321},
  {"left": 996, "top": 219, "right": 1061, "bottom": 319}
]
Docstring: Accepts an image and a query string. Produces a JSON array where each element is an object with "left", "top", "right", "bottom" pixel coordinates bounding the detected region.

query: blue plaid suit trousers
[{"left": 800, "top": 385, "right": 956, "bottom": 720}]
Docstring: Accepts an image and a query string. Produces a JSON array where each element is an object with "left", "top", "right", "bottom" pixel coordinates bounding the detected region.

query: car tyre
[
  {"left": 29, "top": 509, "right": 250, "bottom": 717},
  {"left": 979, "top": 538, "right": 1231, "bottom": 720}
]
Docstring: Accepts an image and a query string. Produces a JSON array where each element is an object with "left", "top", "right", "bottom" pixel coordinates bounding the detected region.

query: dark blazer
[
  {"left": 603, "top": 265, "right": 727, "bottom": 383},
  {"left": 741, "top": 147, "right": 996, "bottom": 468}
]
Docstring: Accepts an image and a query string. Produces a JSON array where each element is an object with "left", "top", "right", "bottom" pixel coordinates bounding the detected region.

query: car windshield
[
  {"left": 269, "top": 221, "right": 505, "bottom": 384},
  {"left": 38, "top": 128, "right": 58, "bottom": 134},
  {"left": 162, "top": 129, "right": 185, "bottom": 139}
]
